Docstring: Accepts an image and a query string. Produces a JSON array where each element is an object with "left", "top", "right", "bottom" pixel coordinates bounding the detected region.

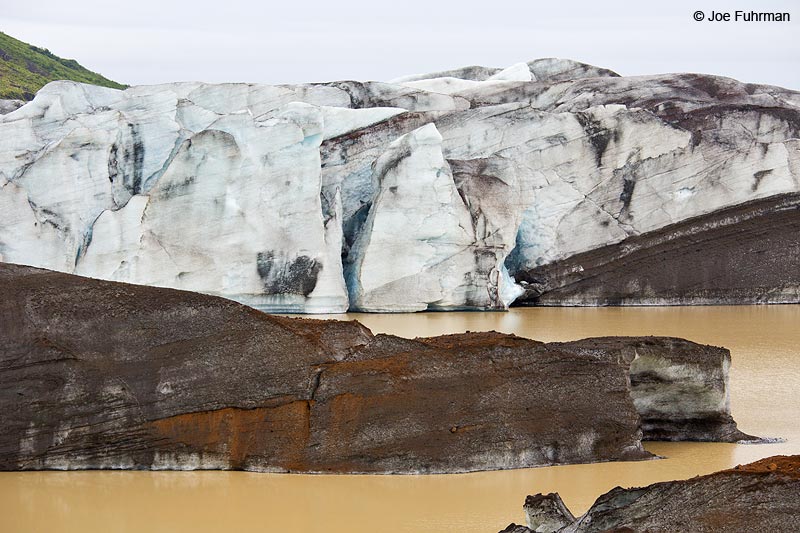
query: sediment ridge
[{"left": 0, "top": 263, "right": 755, "bottom": 473}]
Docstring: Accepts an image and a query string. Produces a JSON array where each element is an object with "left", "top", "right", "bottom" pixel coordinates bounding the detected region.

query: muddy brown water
[{"left": 1, "top": 306, "right": 798, "bottom": 532}]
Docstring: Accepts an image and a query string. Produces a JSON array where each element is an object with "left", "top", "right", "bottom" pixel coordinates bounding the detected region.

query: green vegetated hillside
[{"left": 0, "top": 31, "right": 126, "bottom": 100}]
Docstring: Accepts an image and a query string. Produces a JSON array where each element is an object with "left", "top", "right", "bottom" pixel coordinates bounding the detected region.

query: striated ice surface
[{"left": 1, "top": 59, "right": 798, "bottom": 312}]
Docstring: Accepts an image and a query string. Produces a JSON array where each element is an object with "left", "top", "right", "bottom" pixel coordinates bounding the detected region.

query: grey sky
[{"left": 2, "top": 0, "right": 798, "bottom": 89}]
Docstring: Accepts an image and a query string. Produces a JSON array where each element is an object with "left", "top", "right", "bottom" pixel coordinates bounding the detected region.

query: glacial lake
[{"left": 2, "top": 306, "right": 798, "bottom": 532}]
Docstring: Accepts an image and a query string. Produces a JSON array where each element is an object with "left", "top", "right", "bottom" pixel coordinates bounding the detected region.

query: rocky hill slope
[
  {"left": 0, "top": 59, "right": 797, "bottom": 312},
  {"left": 0, "top": 31, "right": 125, "bottom": 102}
]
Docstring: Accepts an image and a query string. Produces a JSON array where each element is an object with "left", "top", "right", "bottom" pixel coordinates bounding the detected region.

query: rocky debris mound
[
  {"left": 501, "top": 455, "right": 800, "bottom": 532},
  {"left": 0, "top": 263, "right": 757, "bottom": 473},
  {"left": 523, "top": 493, "right": 575, "bottom": 532}
]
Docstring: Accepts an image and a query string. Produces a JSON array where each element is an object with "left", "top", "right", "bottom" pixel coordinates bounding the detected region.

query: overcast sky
[{"left": 2, "top": 0, "right": 798, "bottom": 89}]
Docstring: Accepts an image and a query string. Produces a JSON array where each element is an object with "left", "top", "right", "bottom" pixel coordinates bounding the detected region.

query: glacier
[{"left": 1, "top": 58, "right": 798, "bottom": 312}]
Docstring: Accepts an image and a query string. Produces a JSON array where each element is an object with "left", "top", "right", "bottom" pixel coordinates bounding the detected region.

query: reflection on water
[{"left": 1, "top": 306, "right": 798, "bottom": 533}]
